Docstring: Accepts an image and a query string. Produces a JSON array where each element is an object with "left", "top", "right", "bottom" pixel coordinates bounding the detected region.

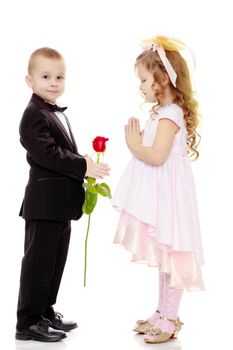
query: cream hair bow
[{"left": 140, "top": 41, "right": 177, "bottom": 87}]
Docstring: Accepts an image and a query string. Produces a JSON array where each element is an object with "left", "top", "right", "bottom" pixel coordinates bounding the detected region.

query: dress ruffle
[{"left": 114, "top": 211, "right": 204, "bottom": 291}]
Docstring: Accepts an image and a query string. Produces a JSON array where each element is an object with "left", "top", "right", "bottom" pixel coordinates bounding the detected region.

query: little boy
[{"left": 16, "top": 47, "right": 110, "bottom": 342}]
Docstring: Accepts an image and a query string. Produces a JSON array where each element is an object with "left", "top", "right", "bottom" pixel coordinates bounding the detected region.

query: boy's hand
[{"left": 84, "top": 155, "right": 110, "bottom": 179}]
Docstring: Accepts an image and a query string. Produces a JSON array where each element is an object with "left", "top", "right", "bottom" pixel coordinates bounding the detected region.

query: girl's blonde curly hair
[{"left": 135, "top": 36, "right": 201, "bottom": 160}]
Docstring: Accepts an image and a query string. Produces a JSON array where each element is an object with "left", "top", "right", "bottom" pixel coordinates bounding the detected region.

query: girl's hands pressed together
[{"left": 125, "top": 117, "right": 142, "bottom": 152}]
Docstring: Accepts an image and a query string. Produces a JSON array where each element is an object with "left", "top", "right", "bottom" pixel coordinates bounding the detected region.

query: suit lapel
[
  {"left": 41, "top": 110, "right": 75, "bottom": 152},
  {"left": 63, "top": 113, "right": 78, "bottom": 153}
]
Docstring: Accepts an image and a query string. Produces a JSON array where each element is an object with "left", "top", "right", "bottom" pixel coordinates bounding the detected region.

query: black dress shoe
[
  {"left": 50, "top": 312, "right": 78, "bottom": 332},
  {"left": 15, "top": 318, "right": 66, "bottom": 342}
]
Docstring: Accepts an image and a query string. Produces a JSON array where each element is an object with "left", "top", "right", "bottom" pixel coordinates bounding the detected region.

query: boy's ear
[{"left": 25, "top": 75, "right": 32, "bottom": 88}]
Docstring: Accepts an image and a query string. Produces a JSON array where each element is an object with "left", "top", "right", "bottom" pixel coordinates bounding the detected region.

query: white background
[{"left": 0, "top": 0, "right": 232, "bottom": 349}]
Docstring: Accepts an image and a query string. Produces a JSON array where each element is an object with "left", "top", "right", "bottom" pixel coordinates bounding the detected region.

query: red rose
[
  {"left": 92, "top": 136, "right": 109, "bottom": 153},
  {"left": 82, "top": 135, "right": 111, "bottom": 287}
]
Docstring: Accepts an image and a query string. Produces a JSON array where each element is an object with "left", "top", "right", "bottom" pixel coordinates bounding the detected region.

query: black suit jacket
[{"left": 19, "top": 93, "right": 87, "bottom": 222}]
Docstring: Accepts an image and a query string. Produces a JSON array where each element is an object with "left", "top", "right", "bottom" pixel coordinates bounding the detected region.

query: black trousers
[{"left": 16, "top": 219, "right": 71, "bottom": 330}]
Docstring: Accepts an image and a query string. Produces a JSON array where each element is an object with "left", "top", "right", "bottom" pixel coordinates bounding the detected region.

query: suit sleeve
[{"left": 19, "top": 106, "right": 86, "bottom": 181}]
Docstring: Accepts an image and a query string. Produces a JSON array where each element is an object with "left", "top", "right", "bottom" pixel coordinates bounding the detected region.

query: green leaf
[
  {"left": 87, "top": 177, "right": 96, "bottom": 185},
  {"left": 82, "top": 192, "right": 98, "bottom": 214},
  {"left": 82, "top": 201, "right": 92, "bottom": 215},
  {"left": 95, "top": 183, "right": 112, "bottom": 199},
  {"left": 83, "top": 183, "right": 98, "bottom": 194}
]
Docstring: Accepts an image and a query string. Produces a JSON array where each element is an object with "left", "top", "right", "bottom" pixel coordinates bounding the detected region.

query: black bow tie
[{"left": 51, "top": 104, "right": 67, "bottom": 113}]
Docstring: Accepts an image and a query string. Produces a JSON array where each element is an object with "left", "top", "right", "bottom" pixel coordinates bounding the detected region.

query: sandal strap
[
  {"left": 159, "top": 316, "right": 177, "bottom": 325},
  {"left": 137, "top": 319, "right": 148, "bottom": 325},
  {"left": 147, "top": 327, "right": 161, "bottom": 336},
  {"left": 137, "top": 310, "right": 160, "bottom": 325}
]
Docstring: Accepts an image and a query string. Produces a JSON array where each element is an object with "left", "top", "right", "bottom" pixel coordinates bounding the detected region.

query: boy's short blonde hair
[{"left": 28, "top": 47, "right": 63, "bottom": 74}]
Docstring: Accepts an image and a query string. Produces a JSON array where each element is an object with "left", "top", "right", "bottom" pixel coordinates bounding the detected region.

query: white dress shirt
[{"left": 55, "top": 111, "right": 72, "bottom": 140}]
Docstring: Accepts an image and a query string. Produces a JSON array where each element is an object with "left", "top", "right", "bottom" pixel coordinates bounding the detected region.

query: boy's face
[{"left": 26, "top": 56, "right": 66, "bottom": 104}]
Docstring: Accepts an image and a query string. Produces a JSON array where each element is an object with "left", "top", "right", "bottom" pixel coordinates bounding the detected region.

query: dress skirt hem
[{"left": 114, "top": 211, "right": 205, "bottom": 291}]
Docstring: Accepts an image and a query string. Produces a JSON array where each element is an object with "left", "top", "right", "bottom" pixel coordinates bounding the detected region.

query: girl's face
[{"left": 136, "top": 63, "right": 156, "bottom": 103}]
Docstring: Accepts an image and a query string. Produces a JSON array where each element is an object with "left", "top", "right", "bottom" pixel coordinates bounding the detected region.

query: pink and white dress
[{"left": 112, "top": 104, "right": 204, "bottom": 291}]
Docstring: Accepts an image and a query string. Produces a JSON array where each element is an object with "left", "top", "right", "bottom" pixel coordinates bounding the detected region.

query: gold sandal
[
  {"left": 143, "top": 316, "right": 183, "bottom": 343},
  {"left": 133, "top": 310, "right": 160, "bottom": 334}
]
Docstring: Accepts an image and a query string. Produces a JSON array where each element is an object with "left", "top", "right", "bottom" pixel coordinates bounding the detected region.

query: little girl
[{"left": 112, "top": 36, "right": 204, "bottom": 344}]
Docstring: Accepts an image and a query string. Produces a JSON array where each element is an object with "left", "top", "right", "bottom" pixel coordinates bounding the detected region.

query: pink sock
[
  {"left": 156, "top": 273, "right": 183, "bottom": 333},
  {"left": 149, "top": 270, "right": 165, "bottom": 325}
]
